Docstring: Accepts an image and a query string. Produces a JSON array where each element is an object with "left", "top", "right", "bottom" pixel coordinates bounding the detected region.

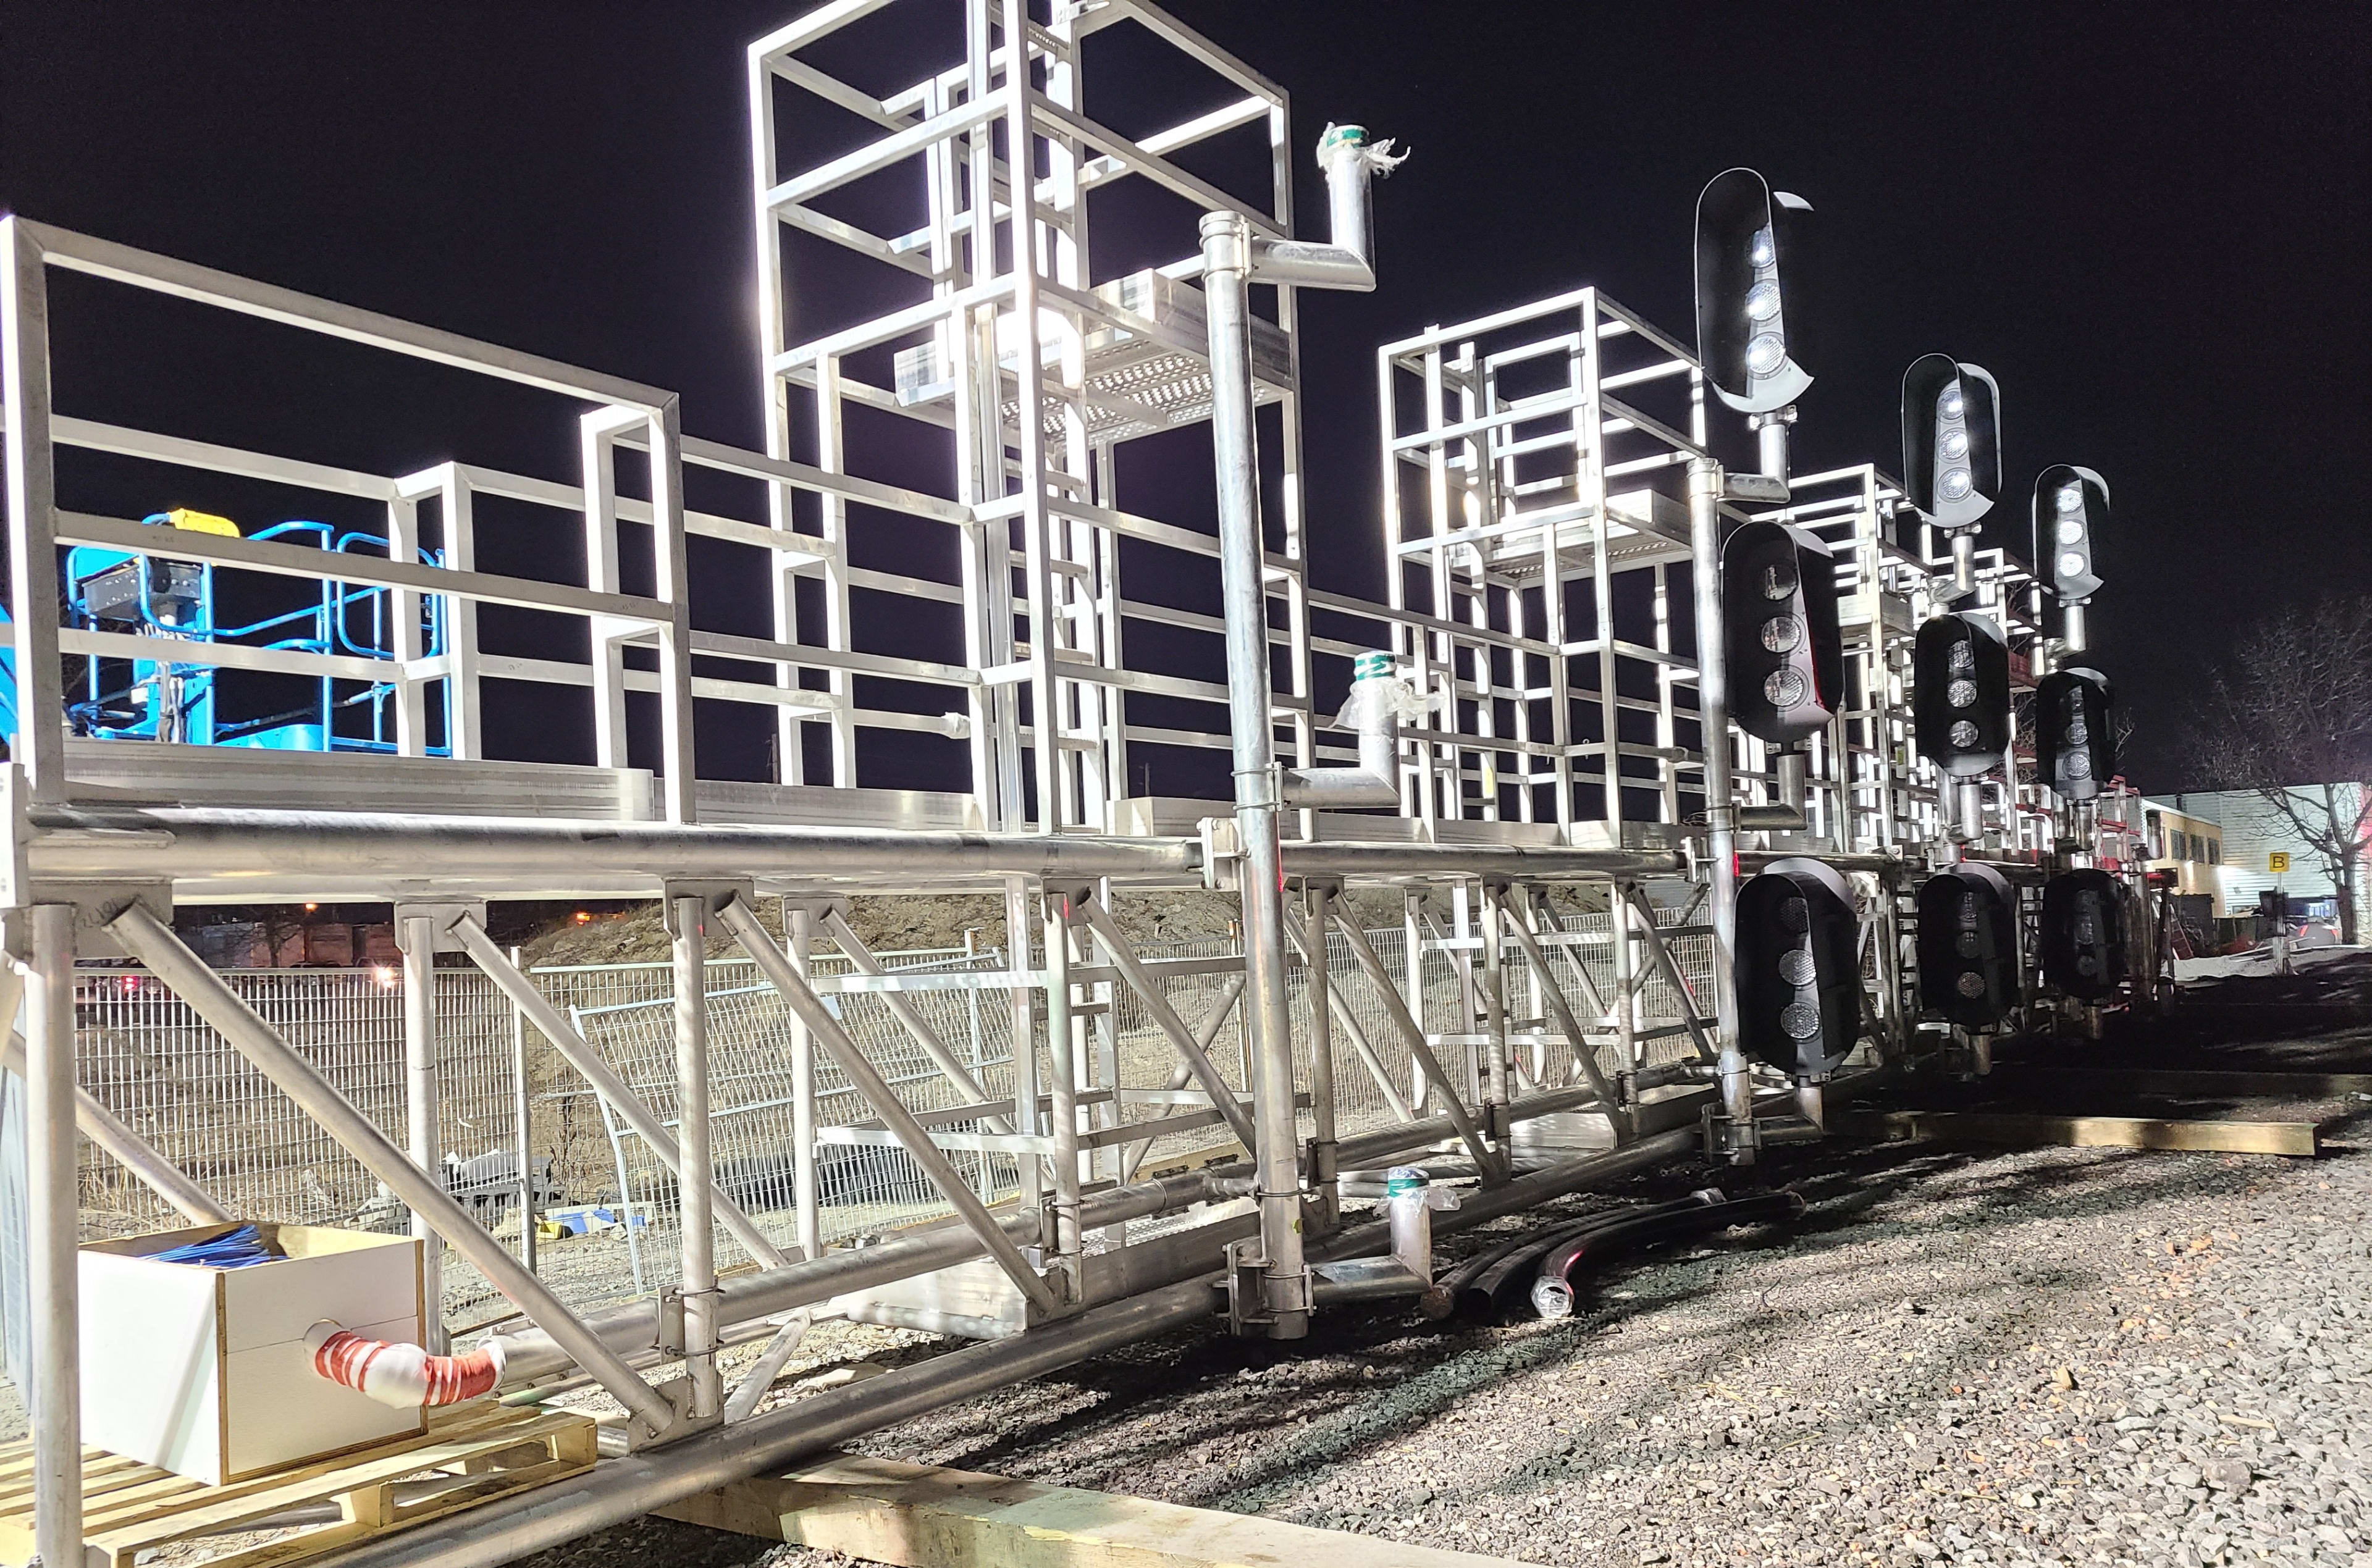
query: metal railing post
[
  {"left": 397, "top": 911, "right": 445, "bottom": 1353},
  {"left": 668, "top": 893, "right": 720, "bottom": 1419},
  {"left": 22, "top": 903, "right": 83, "bottom": 1568}
]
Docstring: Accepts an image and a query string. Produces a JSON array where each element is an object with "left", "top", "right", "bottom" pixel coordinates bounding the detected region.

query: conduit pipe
[
  {"left": 1282, "top": 651, "right": 1403, "bottom": 810},
  {"left": 307, "top": 1322, "right": 505, "bottom": 1408},
  {"left": 1204, "top": 122, "right": 1402, "bottom": 1338}
]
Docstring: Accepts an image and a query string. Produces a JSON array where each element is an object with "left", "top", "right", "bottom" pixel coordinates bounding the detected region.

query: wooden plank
[
  {"left": 0, "top": 1404, "right": 594, "bottom": 1568},
  {"left": 1840, "top": 1109, "right": 2323, "bottom": 1157},
  {"left": 663, "top": 1452, "right": 1545, "bottom": 1568},
  {"left": 1998, "top": 1066, "right": 2372, "bottom": 1100}
]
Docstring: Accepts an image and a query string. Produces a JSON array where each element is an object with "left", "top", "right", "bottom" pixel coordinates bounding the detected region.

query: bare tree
[{"left": 2188, "top": 597, "right": 2372, "bottom": 944}]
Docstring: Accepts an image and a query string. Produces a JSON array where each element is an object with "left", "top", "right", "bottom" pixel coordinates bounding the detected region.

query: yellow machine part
[{"left": 162, "top": 508, "right": 240, "bottom": 537}]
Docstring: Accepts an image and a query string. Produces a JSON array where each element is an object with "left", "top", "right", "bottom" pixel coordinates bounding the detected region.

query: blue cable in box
[{"left": 78, "top": 1222, "right": 426, "bottom": 1484}]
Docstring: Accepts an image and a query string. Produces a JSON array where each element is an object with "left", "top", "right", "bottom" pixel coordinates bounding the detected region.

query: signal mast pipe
[
  {"left": 1686, "top": 458, "right": 1749, "bottom": 1148},
  {"left": 1201, "top": 124, "right": 1400, "bottom": 1336}
]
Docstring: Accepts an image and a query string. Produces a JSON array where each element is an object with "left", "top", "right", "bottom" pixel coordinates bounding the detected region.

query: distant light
[
  {"left": 303, "top": 902, "right": 318, "bottom": 912},
  {"left": 1746, "top": 333, "right": 1787, "bottom": 375},
  {"left": 574, "top": 911, "right": 593, "bottom": 924},
  {"left": 374, "top": 966, "right": 398, "bottom": 987},
  {"left": 1749, "top": 227, "right": 1775, "bottom": 269},
  {"left": 1744, "top": 281, "right": 1783, "bottom": 322}
]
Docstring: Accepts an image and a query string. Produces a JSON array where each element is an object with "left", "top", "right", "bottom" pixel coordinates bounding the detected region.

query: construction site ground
[{"left": 529, "top": 968, "right": 2372, "bottom": 1568}]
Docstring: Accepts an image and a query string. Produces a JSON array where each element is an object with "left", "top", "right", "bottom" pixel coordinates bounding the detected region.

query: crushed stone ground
[{"left": 540, "top": 1099, "right": 2370, "bottom": 1568}]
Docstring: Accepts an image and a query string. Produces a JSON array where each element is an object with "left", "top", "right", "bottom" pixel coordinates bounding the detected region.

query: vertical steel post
[
  {"left": 1200, "top": 207, "right": 1308, "bottom": 1338},
  {"left": 1003, "top": 878, "right": 1043, "bottom": 1217},
  {"left": 24, "top": 903, "right": 82, "bottom": 1568},
  {"left": 510, "top": 945, "right": 537, "bottom": 1272},
  {"left": 1686, "top": 458, "right": 1750, "bottom": 1138},
  {"left": 786, "top": 904, "right": 820, "bottom": 1262},
  {"left": 670, "top": 894, "right": 720, "bottom": 1419},
  {"left": 1478, "top": 882, "right": 1511, "bottom": 1130},
  {"left": 1300, "top": 883, "right": 1338, "bottom": 1220},
  {"left": 1, "top": 219, "right": 65, "bottom": 803},
  {"left": 1040, "top": 891, "right": 1083, "bottom": 1289},
  {"left": 399, "top": 912, "right": 445, "bottom": 1352}
]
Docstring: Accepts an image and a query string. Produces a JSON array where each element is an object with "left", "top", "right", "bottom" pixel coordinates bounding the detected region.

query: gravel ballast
[{"left": 557, "top": 1106, "right": 2370, "bottom": 1568}]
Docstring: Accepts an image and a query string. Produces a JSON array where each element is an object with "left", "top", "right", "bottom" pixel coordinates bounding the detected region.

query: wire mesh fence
[{"left": 52, "top": 907, "right": 1715, "bottom": 1329}]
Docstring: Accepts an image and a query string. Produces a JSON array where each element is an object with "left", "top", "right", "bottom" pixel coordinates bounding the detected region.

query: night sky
[{"left": 3, "top": 2, "right": 2366, "bottom": 793}]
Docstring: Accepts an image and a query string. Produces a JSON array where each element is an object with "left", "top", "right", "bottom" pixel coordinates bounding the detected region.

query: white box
[{"left": 78, "top": 1222, "right": 426, "bottom": 1484}]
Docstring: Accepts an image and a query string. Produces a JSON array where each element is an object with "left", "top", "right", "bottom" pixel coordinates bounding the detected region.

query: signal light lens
[
  {"left": 1778, "top": 896, "right": 1809, "bottom": 934},
  {"left": 1948, "top": 678, "right": 1977, "bottom": 709},
  {"left": 1780, "top": 1001, "right": 1820, "bottom": 1039},
  {"left": 2066, "top": 716, "right": 2090, "bottom": 745},
  {"left": 2056, "top": 519, "right": 2085, "bottom": 544},
  {"left": 1749, "top": 227, "right": 1775, "bottom": 268},
  {"left": 1777, "top": 949, "right": 1817, "bottom": 986},
  {"left": 1938, "top": 385, "right": 1965, "bottom": 422},
  {"left": 1954, "top": 971, "right": 1987, "bottom": 999},
  {"left": 1947, "top": 642, "right": 1974, "bottom": 675},
  {"left": 1746, "top": 333, "right": 1787, "bottom": 375},
  {"left": 1759, "top": 561, "right": 1798, "bottom": 600},
  {"left": 1938, "top": 467, "right": 1974, "bottom": 501},
  {"left": 1940, "top": 430, "right": 1969, "bottom": 460},
  {"left": 1764, "top": 668, "right": 1808, "bottom": 708},
  {"left": 1760, "top": 615, "right": 1804, "bottom": 653},
  {"left": 1949, "top": 719, "right": 1980, "bottom": 748},
  {"left": 2059, "top": 551, "right": 2087, "bottom": 578},
  {"left": 2066, "top": 753, "right": 2093, "bottom": 780},
  {"left": 2055, "top": 484, "right": 2085, "bottom": 516},
  {"left": 1745, "top": 281, "right": 1782, "bottom": 321}
]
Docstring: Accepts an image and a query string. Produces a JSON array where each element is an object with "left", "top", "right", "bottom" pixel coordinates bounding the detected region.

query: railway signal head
[
  {"left": 1912, "top": 611, "right": 2011, "bottom": 778},
  {"left": 1736, "top": 857, "right": 1862, "bottom": 1079},
  {"left": 1722, "top": 520, "right": 1844, "bottom": 745},
  {"left": 1900, "top": 354, "right": 2002, "bottom": 527},
  {"left": 1694, "top": 168, "right": 1813, "bottom": 414},
  {"left": 2034, "top": 666, "right": 2116, "bottom": 802},
  {"left": 2034, "top": 464, "right": 2108, "bottom": 602},
  {"left": 2041, "top": 867, "right": 2127, "bottom": 1002},
  {"left": 1916, "top": 862, "right": 2018, "bottom": 1028}
]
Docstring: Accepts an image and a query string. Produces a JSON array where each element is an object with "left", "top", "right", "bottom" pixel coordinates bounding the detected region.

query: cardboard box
[{"left": 79, "top": 1222, "right": 426, "bottom": 1484}]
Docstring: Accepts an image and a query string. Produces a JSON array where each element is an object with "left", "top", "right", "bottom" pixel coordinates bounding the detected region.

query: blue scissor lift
[{"left": 1, "top": 508, "right": 448, "bottom": 755}]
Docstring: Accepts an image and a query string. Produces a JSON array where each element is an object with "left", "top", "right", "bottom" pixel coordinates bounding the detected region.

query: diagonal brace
[
  {"left": 1070, "top": 897, "right": 1261, "bottom": 1157},
  {"left": 448, "top": 914, "right": 793, "bottom": 1270},
  {"left": 1329, "top": 913, "right": 1504, "bottom": 1180},
  {"left": 1497, "top": 892, "right": 1632, "bottom": 1141},
  {"left": 819, "top": 909, "right": 1012, "bottom": 1134},
  {"left": 713, "top": 895, "right": 1058, "bottom": 1317}
]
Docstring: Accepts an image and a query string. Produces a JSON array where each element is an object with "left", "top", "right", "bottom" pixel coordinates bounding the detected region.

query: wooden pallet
[{"left": 0, "top": 1400, "right": 597, "bottom": 1568}]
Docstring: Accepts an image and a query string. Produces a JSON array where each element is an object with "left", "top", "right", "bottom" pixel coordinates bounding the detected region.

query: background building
[{"left": 2156, "top": 786, "right": 2371, "bottom": 939}]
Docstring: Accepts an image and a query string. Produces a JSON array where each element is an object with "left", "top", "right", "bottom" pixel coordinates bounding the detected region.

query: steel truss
[{"left": 0, "top": 5, "right": 2115, "bottom": 1566}]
